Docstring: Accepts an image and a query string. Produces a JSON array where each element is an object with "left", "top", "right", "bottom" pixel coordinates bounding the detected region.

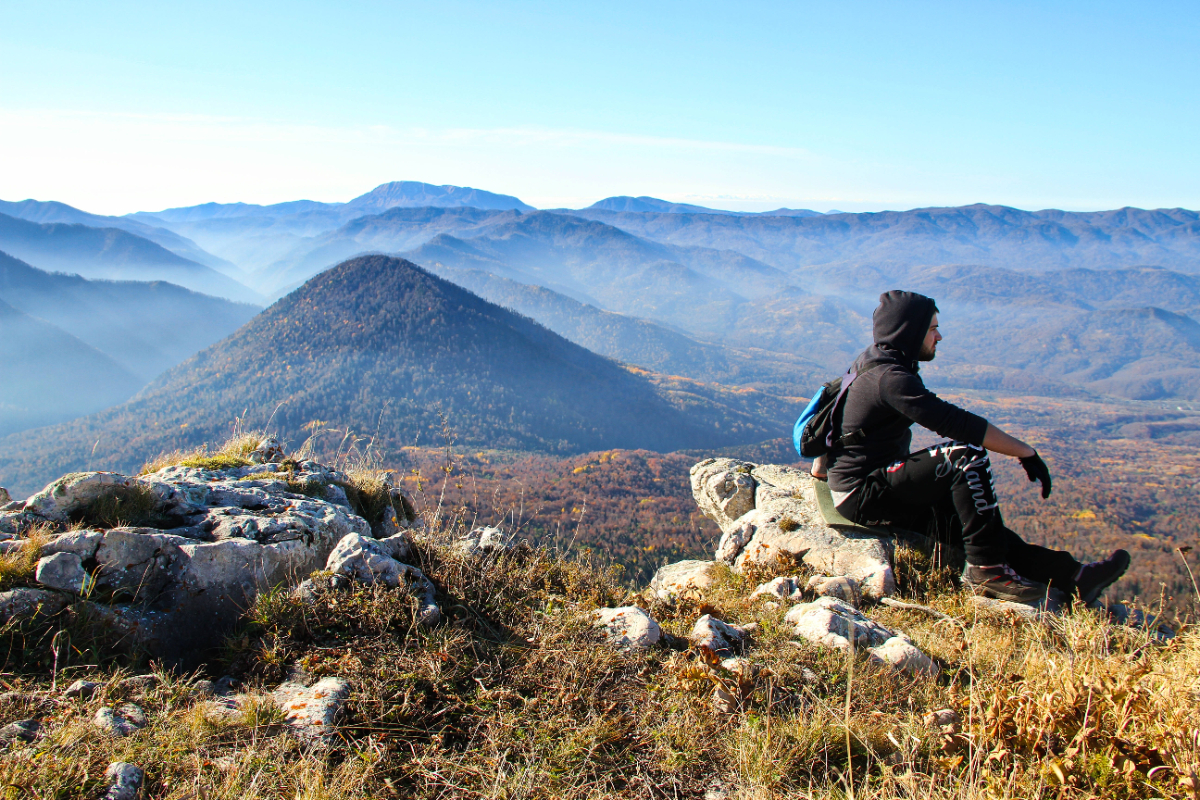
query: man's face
[{"left": 918, "top": 312, "right": 942, "bottom": 361}]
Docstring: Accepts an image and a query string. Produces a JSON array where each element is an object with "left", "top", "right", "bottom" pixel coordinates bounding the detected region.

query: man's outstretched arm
[
  {"left": 982, "top": 423, "right": 1036, "bottom": 458},
  {"left": 983, "top": 423, "right": 1052, "bottom": 498}
]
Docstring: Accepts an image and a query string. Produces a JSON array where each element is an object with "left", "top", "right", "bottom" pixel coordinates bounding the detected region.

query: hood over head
[{"left": 872, "top": 290, "right": 938, "bottom": 361}]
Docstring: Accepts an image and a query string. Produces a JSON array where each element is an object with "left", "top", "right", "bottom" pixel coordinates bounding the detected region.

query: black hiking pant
[{"left": 835, "top": 441, "right": 1081, "bottom": 591}]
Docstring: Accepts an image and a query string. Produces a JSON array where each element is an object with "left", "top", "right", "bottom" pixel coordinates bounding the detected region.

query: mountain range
[
  {"left": 0, "top": 251, "right": 260, "bottom": 430},
  {"left": 0, "top": 256, "right": 802, "bottom": 495},
  {"left": 0, "top": 212, "right": 259, "bottom": 302},
  {"left": 584, "top": 196, "right": 824, "bottom": 217},
  {"left": 4, "top": 179, "right": 1200, "bottom": 495}
]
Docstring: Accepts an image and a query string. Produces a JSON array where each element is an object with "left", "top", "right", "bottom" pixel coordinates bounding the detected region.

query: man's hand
[{"left": 1019, "top": 452, "right": 1052, "bottom": 498}]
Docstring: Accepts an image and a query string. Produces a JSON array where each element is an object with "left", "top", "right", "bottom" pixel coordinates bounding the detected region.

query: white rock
[
  {"left": 249, "top": 436, "right": 284, "bottom": 464},
  {"left": 274, "top": 677, "right": 350, "bottom": 744},
  {"left": 868, "top": 636, "right": 938, "bottom": 676},
  {"left": 805, "top": 575, "right": 862, "bottom": 607},
  {"left": 690, "top": 614, "right": 752, "bottom": 656},
  {"left": 93, "top": 703, "right": 147, "bottom": 737},
  {"left": 35, "top": 552, "right": 89, "bottom": 594},
  {"left": 969, "top": 595, "right": 1045, "bottom": 621},
  {"left": 786, "top": 597, "right": 937, "bottom": 675},
  {"left": 0, "top": 588, "right": 69, "bottom": 622},
  {"left": 689, "top": 459, "right": 757, "bottom": 533},
  {"left": 786, "top": 597, "right": 895, "bottom": 651},
  {"left": 456, "top": 525, "right": 508, "bottom": 556},
  {"left": 64, "top": 679, "right": 99, "bottom": 699},
  {"left": 324, "top": 533, "right": 439, "bottom": 626},
  {"left": 648, "top": 559, "right": 719, "bottom": 604},
  {"left": 103, "top": 762, "right": 144, "bottom": 800},
  {"left": 592, "top": 606, "right": 661, "bottom": 649},
  {"left": 693, "top": 460, "right": 895, "bottom": 600},
  {"left": 750, "top": 576, "right": 803, "bottom": 602}
]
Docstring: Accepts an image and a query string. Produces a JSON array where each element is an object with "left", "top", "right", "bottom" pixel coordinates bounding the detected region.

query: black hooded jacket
[{"left": 827, "top": 290, "right": 989, "bottom": 493}]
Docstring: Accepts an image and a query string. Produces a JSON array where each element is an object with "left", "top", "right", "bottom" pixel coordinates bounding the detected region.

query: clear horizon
[{"left": 2, "top": 1, "right": 1197, "bottom": 216}]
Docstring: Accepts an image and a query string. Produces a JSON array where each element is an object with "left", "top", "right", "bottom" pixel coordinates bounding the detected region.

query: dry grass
[
  {"left": 8, "top": 427, "right": 1196, "bottom": 797},
  {"left": 3, "top": 524, "right": 1195, "bottom": 799},
  {"left": 0, "top": 525, "right": 51, "bottom": 590},
  {"left": 139, "top": 431, "right": 264, "bottom": 475}
]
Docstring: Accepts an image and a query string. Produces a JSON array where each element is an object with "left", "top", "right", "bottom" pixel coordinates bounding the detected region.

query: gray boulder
[
  {"left": 750, "top": 576, "right": 804, "bottom": 602},
  {"left": 22, "top": 472, "right": 141, "bottom": 523},
  {"left": 805, "top": 575, "right": 862, "bottom": 607},
  {"left": 786, "top": 596, "right": 895, "bottom": 651},
  {"left": 0, "top": 488, "right": 8, "bottom": 505},
  {"left": 0, "top": 588, "right": 69, "bottom": 622},
  {"left": 0, "top": 719, "right": 39, "bottom": 744},
  {"left": 868, "top": 636, "right": 938, "bottom": 676},
  {"left": 64, "top": 679, "right": 99, "bottom": 699},
  {"left": 248, "top": 436, "right": 284, "bottom": 464},
  {"left": 34, "top": 551, "right": 89, "bottom": 594},
  {"left": 689, "top": 459, "right": 757, "bottom": 532},
  {"left": 455, "top": 525, "right": 508, "bottom": 556},
  {"left": 592, "top": 606, "right": 661, "bottom": 649},
  {"left": 93, "top": 703, "right": 147, "bottom": 737},
  {"left": 648, "top": 559, "right": 719, "bottom": 604}
]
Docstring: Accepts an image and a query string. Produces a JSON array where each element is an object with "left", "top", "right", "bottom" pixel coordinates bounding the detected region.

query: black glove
[{"left": 1019, "top": 452, "right": 1052, "bottom": 499}]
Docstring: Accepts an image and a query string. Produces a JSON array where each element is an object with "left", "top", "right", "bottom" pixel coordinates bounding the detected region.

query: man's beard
[{"left": 917, "top": 342, "right": 937, "bottom": 361}]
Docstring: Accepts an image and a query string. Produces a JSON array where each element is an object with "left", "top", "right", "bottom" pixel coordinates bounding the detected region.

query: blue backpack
[{"left": 792, "top": 362, "right": 884, "bottom": 458}]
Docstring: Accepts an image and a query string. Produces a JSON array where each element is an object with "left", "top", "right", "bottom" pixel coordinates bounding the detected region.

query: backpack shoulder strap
[{"left": 826, "top": 359, "right": 888, "bottom": 450}]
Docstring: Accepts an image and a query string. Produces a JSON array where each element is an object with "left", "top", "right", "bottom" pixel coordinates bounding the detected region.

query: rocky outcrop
[
  {"left": 691, "top": 459, "right": 895, "bottom": 599},
  {"left": 324, "top": 532, "right": 439, "bottom": 626},
  {"left": 0, "top": 445, "right": 427, "bottom": 663},
  {"left": 0, "top": 588, "right": 69, "bottom": 623}
]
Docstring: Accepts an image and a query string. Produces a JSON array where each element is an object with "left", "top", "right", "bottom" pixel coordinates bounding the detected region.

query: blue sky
[{"left": 1, "top": 0, "right": 1196, "bottom": 214}]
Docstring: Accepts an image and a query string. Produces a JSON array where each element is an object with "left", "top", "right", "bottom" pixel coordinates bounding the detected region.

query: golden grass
[
  {"left": 0, "top": 525, "right": 50, "bottom": 590},
  {"left": 139, "top": 431, "right": 264, "bottom": 475}
]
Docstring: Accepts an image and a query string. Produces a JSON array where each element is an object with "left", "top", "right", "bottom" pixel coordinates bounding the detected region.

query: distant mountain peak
[
  {"left": 347, "top": 182, "right": 534, "bottom": 213},
  {"left": 584, "top": 196, "right": 823, "bottom": 217}
]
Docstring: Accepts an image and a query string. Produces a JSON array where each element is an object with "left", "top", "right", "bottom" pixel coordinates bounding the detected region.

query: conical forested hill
[{"left": 0, "top": 256, "right": 797, "bottom": 494}]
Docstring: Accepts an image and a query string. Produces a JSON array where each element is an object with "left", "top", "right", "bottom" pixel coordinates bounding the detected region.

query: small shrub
[
  {"left": 777, "top": 516, "right": 800, "bottom": 532},
  {"left": 68, "top": 484, "right": 167, "bottom": 529}
]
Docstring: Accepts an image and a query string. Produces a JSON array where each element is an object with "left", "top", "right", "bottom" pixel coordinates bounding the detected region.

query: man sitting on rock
[{"left": 823, "top": 289, "right": 1130, "bottom": 605}]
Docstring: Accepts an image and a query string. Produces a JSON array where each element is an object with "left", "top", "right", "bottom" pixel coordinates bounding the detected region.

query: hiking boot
[
  {"left": 1075, "top": 550, "right": 1131, "bottom": 605},
  {"left": 963, "top": 564, "right": 1054, "bottom": 604}
]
